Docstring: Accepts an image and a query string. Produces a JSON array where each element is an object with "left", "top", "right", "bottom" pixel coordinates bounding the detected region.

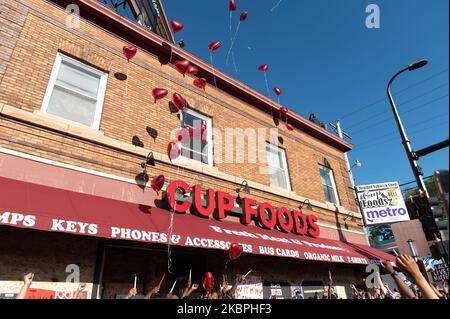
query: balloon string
[
  {"left": 263, "top": 72, "right": 270, "bottom": 98},
  {"left": 231, "top": 51, "right": 238, "bottom": 73},
  {"left": 224, "top": 259, "right": 230, "bottom": 276},
  {"left": 226, "top": 22, "right": 241, "bottom": 66},
  {"left": 125, "top": 62, "right": 129, "bottom": 98},
  {"left": 209, "top": 52, "right": 218, "bottom": 89},
  {"left": 167, "top": 163, "right": 181, "bottom": 275}
]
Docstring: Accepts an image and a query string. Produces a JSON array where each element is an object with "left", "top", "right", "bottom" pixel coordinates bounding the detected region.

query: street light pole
[{"left": 387, "top": 60, "right": 430, "bottom": 198}]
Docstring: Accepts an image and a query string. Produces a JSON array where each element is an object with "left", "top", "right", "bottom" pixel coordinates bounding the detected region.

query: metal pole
[
  {"left": 336, "top": 121, "right": 370, "bottom": 245},
  {"left": 415, "top": 139, "right": 450, "bottom": 158},
  {"left": 407, "top": 239, "right": 431, "bottom": 284},
  {"left": 387, "top": 68, "right": 430, "bottom": 199}
]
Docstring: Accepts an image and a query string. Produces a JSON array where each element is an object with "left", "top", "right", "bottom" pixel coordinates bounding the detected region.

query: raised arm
[
  {"left": 380, "top": 261, "right": 415, "bottom": 299},
  {"left": 182, "top": 283, "right": 198, "bottom": 299},
  {"left": 124, "top": 287, "right": 138, "bottom": 299},
  {"left": 396, "top": 255, "right": 439, "bottom": 299},
  {"left": 16, "top": 273, "right": 34, "bottom": 299},
  {"left": 144, "top": 285, "right": 160, "bottom": 299},
  {"left": 72, "top": 283, "right": 87, "bottom": 299}
]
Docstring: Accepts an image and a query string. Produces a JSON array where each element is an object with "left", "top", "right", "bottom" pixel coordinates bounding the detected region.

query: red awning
[{"left": 0, "top": 177, "right": 395, "bottom": 265}]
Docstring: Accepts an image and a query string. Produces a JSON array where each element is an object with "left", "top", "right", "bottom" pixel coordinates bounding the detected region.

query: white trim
[
  {"left": 40, "top": 53, "right": 108, "bottom": 130},
  {"left": 179, "top": 108, "right": 213, "bottom": 166},
  {"left": 266, "top": 143, "right": 292, "bottom": 191}
]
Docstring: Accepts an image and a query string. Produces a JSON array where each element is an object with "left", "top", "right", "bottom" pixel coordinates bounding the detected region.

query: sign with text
[
  {"left": 356, "top": 182, "right": 410, "bottom": 225},
  {"left": 432, "top": 261, "right": 449, "bottom": 282},
  {"left": 235, "top": 275, "right": 263, "bottom": 299}
]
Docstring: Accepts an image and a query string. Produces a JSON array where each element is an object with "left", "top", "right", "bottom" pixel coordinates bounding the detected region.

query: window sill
[{"left": 33, "top": 110, "right": 105, "bottom": 136}]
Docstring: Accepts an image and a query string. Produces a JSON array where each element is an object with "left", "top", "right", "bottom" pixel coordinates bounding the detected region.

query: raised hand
[
  {"left": 23, "top": 273, "right": 34, "bottom": 286},
  {"left": 125, "top": 287, "right": 137, "bottom": 299}
]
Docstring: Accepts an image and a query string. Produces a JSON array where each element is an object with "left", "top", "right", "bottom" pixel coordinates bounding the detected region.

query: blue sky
[{"left": 163, "top": 0, "right": 449, "bottom": 187}]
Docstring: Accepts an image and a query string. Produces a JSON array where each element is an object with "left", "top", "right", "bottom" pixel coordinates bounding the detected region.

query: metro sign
[{"left": 166, "top": 181, "right": 321, "bottom": 238}]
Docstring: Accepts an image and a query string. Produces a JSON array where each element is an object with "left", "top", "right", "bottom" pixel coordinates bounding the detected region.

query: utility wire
[
  {"left": 355, "top": 111, "right": 449, "bottom": 148},
  {"left": 353, "top": 120, "right": 449, "bottom": 151},
  {"left": 345, "top": 82, "right": 448, "bottom": 130},
  {"left": 338, "top": 69, "right": 448, "bottom": 120},
  {"left": 350, "top": 94, "right": 449, "bottom": 135}
]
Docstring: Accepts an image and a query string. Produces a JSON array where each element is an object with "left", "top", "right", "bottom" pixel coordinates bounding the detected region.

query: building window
[
  {"left": 180, "top": 108, "right": 212, "bottom": 166},
  {"left": 41, "top": 53, "right": 108, "bottom": 129},
  {"left": 266, "top": 143, "right": 291, "bottom": 191},
  {"left": 319, "top": 165, "right": 340, "bottom": 205}
]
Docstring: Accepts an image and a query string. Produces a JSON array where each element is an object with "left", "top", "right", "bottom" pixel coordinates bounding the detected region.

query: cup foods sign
[{"left": 356, "top": 182, "right": 410, "bottom": 226}]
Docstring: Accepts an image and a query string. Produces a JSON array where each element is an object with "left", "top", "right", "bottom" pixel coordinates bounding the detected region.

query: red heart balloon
[
  {"left": 172, "top": 93, "right": 186, "bottom": 111},
  {"left": 202, "top": 272, "right": 215, "bottom": 293},
  {"left": 229, "top": 0, "right": 236, "bottom": 12},
  {"left": 286, "top": 123, "right": 294, "bottom": 131},
  {"left": 152, "top": 88, "right": 168, "bottom": 103},
  {"left": 208, "top": 41, "right": 221, "bottom": 52},
  {"left": 187, "top": 65, "right": 198, "bottom": 76},
  {"left": 174, "top": 60, "right": 190, "bottom": 76},
  {"left": 280, "top": 106, "right": 289, "bottom": 114},
  {"left": 258, "top": 64, "right": 269, "bottom": 72},
  {"left": 151, "top": 175, "right": 165, "bottom": 193},
  {"left": 123, "top": 45, "right": 137, "bottom": 61},
  {"left": 193, "top": 78, "right": 207, "bottom": 90},
  {"left": 167, "top": 142, "right": 180, "bottom": 161},
  {"left": 240, "top": 11, "right": 248, "bottom": 21},
  {"left": 170, "top": 20, "right": 183, "bottom": 33},
  {"left": 229, "top": 243, "right": 243, "bottom": 261},
  {"left": 274, "top": 87, "right": 282, "bottom": 96}
]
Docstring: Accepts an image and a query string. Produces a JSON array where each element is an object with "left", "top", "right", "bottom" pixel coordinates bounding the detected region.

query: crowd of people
[
  {"left": 349, "top": 255, "right": 448, "bottom": 299},
  {"left": 14, "top": 254, "right": 448, "bottom": 300}
]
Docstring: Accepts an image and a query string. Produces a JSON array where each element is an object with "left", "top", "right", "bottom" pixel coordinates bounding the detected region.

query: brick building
[{"left": 0, "top": 0, "right": 394, "bottom": 299}]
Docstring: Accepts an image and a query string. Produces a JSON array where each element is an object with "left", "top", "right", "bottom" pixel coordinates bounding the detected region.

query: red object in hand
[
  {"left": 187, "top": 65, "right": 198, "bottom": 76},
  {"left": 202, "top": 272, "right": 215, "bottom": 293},
  {"left": 286, "top": 123, "right": 294, "bottom": 131},
  {"left": 172, "top": 93, "right": 186, "bottom": 111},
  {"left": 122, "top": 45, "right": 137, "bottom": 61},
  {"left": 208, "top": 41, "right": 222, "bottom": 52},
  {"left": 274, "top": 87, "right": 282, "bottom": 96},
  {"left": 151, "top": 175, "right": 165, "bottom": 193},
  {"left": 228, "top": 243, "right": 243, "bottom": 260},
  {"left": 229, "top": 0, "right": 237, "bottom": 12},
  {"left": 240, "top": 11, "right": 248, "bottom": 21},
  {"left": 193, "top": 78, "right": 207, "bottom": 90},
  {"left": 280, "top": 106, "right": 289, "bottom": 114},
  {"left": 170, "top": 20, "right": 183, "bottom": 33},
  {"left": 258, "top": 64, "right": 269, "bottom": 72},
  {"left": 174, "top": 60, "right": 190, "bottom": 77},
  {"left": 152, "top": 88, "right": 168, "bottom": 103},
  {"left": 167, "top": 142, "right": 180, "bottom": 161}
]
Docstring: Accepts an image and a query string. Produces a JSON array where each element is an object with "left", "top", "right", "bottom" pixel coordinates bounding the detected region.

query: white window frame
[
  {"left": 319, "top": 165, "right": 340, "bottom": 206},
  {"left": 179, "top": 108, "right": 213, "bottom": 166},
  {"left": 266, "top": 143, "right": 291, "bottom": 191},
  {"left": 40, "top": 52, "right": 108, "bottom": 130}
]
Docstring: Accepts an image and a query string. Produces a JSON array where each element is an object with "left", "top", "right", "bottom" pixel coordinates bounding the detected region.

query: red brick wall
[{"left": 0, "top": 0, "right": 361, "bottom": 231}]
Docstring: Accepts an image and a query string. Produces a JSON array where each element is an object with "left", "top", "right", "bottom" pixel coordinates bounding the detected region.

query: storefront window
[
  {"left": 41, "top": 53, "right": 108, "bottom": 129},
  {"left": 180, "top": 109, "right": 212, "bottom": 165},
  {"left": 319, "top": 165, "right": 340, "bottom": 205},
  {"left": 266, "top": 143, "right": 291, "bottom": 191}
]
